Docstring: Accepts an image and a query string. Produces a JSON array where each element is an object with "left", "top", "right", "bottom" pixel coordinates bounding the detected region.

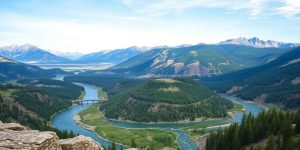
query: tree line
[
  {"left": 0, "top": 82, "right": 82, "bottom": 139},
  {"left": 206, "top": 109, "right": 300, "bottom": 150}
]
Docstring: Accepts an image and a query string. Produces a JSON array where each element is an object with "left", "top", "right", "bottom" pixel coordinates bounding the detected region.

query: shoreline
[
  {"left": 74, "top": 104, "right": 180, "bottom": 149},
  {"left": 73, "top": 112, "right": 131, "bottom": 149}
]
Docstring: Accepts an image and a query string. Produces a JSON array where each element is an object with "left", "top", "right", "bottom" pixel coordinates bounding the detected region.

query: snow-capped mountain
[
  {"left": 219, "top": 37, "right": 300, "bottom": 48},
  {"left": 47, "top": 50, "right": 84, "bottom": 60},
  {"left": 0, "top": 44, "right": 69, "bottom": 63},
  {"left": 77, "top": 46, "right": 151, "bottom": 64}
]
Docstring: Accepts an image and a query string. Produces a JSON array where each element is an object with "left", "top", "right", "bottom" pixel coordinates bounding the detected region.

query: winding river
[{"left": 51, "top": 75, "right": 265, "bottom": 150}]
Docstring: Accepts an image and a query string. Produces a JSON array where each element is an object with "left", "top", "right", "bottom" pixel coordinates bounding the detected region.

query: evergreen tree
[
  {"left": 0, "top": 94, "right": 3, "bottom": 103},
  {"left": 276, "top": 136, "right": 281, "bottom": 150},
  {"left": 295, "top": 110, "right": 300, "bottom": 134},
  {"left": 256, "top": 144, "right": 264, "bottom": 150},
  {"left": 131, "top": 139, "right": 137, "bottom": 148},
  {"left": 206, "top": 109, "right": 300, "bottom": 150},
  {"left": 111, "top": 141, "right": 116, "bottom": 150},
  {"left": 150, "top": 143, "right": 155, "bottom": 150},
  {"left": 281, "top": 119, "right": 294, "bottom": 150},
  {"left": 266, "top": 135, "right": 275, "bottom": 150}
]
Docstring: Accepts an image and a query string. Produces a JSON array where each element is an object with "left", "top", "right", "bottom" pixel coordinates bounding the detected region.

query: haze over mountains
[
  {"left": 0, "top": 37, "right": 299, "bottom": 76},
  {"left": 0, "top": 55, "right": 64, "bottom": 81},
  {"left": 78, "top": 46, "right": 150, "bottom": 64}
]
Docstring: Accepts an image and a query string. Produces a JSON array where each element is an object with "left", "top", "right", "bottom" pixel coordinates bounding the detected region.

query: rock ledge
[{"left": 0, "top": 123, "right": 103, "bottom": 150}]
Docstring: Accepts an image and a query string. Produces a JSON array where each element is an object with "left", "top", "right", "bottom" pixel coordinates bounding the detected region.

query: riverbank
[
  {"left": 76, "top": 104, "right": 179, "bottom": 150},
  {"left": 106, "top": 103, "right": 244, "bottom": 125},
  {"left": 51, "top": 76, "right": 264, "bottom": 150}
]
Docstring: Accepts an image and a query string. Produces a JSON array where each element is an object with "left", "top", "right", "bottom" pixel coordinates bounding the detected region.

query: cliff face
[{"left": 0, "top": 122, "right": 103, "bottom": 150}]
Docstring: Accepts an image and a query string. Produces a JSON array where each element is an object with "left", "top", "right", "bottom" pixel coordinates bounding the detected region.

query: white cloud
[
  {"left": 0, "top": 13, "right": 202, "bottom": 53},
  {"left": 276, "top": 0, "right": 300, "bottom": 16},
  {"left": 123, "top": 0, "right": 300, "bottom": 17}
]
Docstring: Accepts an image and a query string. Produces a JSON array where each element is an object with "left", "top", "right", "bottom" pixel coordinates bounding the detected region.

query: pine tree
[
  {"left": 111, "top": 141, "right": 116, "bottom": 150},
  {"left": 295, "top": 110, "right": 300, "bottom": 134},
  {"left": 281, "top": 120, "right": 294, "bottom": 150},
  {"left": 276, "top": 135, "right": 281, "bottom": 150},
  {"left": 131, "top": 139, "right": 137, "bottom": 148},
  {"left": 150, "top": 143, "right": 155, "bottom": 150},
  {"left": 266, "top": 135, "right": 275, "bottom": 150},
  {"left": 255, "top": 144, "right": 264, "bottom": 150},
  {"left": 0, "top": 94, "right": 3, "bottom": 103}
]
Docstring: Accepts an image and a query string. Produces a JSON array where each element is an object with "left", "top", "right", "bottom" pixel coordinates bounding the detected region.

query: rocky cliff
[{"left": 0, "top": 122, "right": 103, "bottom": 150}]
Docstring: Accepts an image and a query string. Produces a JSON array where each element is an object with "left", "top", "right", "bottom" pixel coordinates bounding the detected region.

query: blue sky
[{"left": 0, "top": 0, "right": 299, "bottom": 53}]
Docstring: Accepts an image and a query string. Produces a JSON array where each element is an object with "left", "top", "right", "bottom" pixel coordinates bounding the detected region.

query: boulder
[
  {"left": 0, "top": 130, "right": 61, "bottom": 150},
  {"left": 0, "top": 123, "right": 26, "bottom": 131},
  {"left": 59, "top": 135, "right": 103, "bottom": 150},
  {"left": 0, "top": 123, "right": 105, "bottom": 150}
]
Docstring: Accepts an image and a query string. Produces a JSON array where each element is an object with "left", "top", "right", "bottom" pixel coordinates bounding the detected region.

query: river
[{"left": 51, "top": 75, "right": 265, "bottom": 150}]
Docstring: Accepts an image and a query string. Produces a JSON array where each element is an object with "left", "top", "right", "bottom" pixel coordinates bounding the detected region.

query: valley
[
  {"left": 1, "top": 39, "right": 300, "bottom": 150},
  {"left": 1, "top": 1, "right": 300, "bottom": 149},
  {"left": 50, "top": 74, "right": 266, "bottom": 150}
]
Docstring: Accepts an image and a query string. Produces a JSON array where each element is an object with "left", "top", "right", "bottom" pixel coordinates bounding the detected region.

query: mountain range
[
  {"left": 109, "top": 44, "right": 293, "bottom": 76},
  {"left": 1, "top": 37, "right": 299, "bottom": 69},
  {"left": 0, "top": 55, "right": 64, "bottom": 81},
  {"left": 0, "top": 44, "right": 68, "bottom": 63},
  {"left": 219, "top": 37, "right": 300, "bottom": 48},
  {"left": 77, "top": 46, "right": 150, "bottom": 64}
]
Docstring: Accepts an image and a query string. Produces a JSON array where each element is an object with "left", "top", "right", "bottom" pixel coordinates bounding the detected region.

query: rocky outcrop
[
  {"left": 59, "top": 135, "right": 103, "bottom": 150},
  {"left": 0, "top": 123, "right": 103, "bottom": 150},
  {"left": 0, "top": 130, "right": 61, "bottom": 149},
  {"left": 0, "top": 123, "right": 26, "bottom": 131}
]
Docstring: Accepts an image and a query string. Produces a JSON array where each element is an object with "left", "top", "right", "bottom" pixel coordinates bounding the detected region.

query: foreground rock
[
  {"left": 0, "top": 123, "right": 26, "bottom": 131},
  {"left": 0, "top": 130, "right": 61, "bottom": 149},
  {"left": 0, "top": 123, "right": 103, "bottom": 150},
  {"left": 60, "top": 135, "right": 103, "bottom": 150}
]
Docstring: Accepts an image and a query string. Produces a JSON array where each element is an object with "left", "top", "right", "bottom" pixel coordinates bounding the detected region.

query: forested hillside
[
  {"left": 0, "top": 80, "right": 83, "bottom": 138},
  {"left": 64, "top": 74, "right": 144, "bottom": 96},
  {"left": 202, "top": 47, "right": 300, "bottom": 108},
  {"left": 100, "top": 78, "right": 233, "bottom": 122},
  {"left": 206, "top": 109, "right": 300, "bottom": 150},
  {"left": 110, "top": 45, "right": 290, "bottom": 76},
  {"left": 17, "top": 79, "right": 84, "bottom": 100},
  {"left": 0, "top": 55, "right": 64, "bottom": 81}
]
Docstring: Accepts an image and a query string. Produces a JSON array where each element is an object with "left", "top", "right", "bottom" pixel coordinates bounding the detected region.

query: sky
[{"left": 0, "top": 0, "right": 300, "bottom": 53}]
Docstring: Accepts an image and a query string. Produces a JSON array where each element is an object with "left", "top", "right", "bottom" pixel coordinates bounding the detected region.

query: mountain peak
[
  {"left": 1, "top": 44, "right": 39, "bottom": 51},
  {"left": 0, "top": 44, "right": 68, "bottom": 63},
  {"left": 219, "top": 37, "right": 300, "bottom": 48}
]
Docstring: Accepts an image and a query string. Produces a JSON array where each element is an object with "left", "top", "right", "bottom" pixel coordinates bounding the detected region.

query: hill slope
[
  {"left": 0, "top": 44, "right": 69, "bottom": 63},
  {"left": 0, "top": 55, "right": 64, "bottom": 81},
  {"left": 110, "top": 45, "right": 290, "bottom": 76},
  {"left": 100, "top": 78, "right": 233, "bottom": 122},
  {"left": 202, "top": 47, "right": 300, "bottom": 108},
  {"left": 0, "top": 80, "right": 83, "bottom": 129}
]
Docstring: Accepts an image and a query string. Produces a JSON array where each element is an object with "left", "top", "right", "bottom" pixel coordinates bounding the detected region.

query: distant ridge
[
  {"left": 203, "top": 47, "right": 300, "bottom": 108},
  {"left": 77, "top": 46, "right": 151, "bottom": 64},
  {"left": 0, "top": 44, "right": 68, "bottom": 63},
  {"left": 219, "top": 37, "right": 300, "bottom": 48},
  {"left": 0, "top": 55, "right": 64, "bottom": 81}
]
